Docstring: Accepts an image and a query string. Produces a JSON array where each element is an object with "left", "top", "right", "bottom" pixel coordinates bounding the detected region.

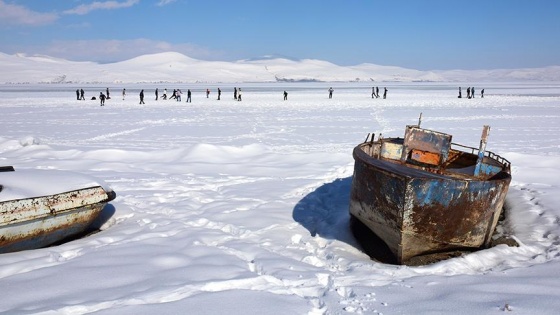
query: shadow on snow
[
  {"left": 292, "top": 176, "right": 397, "bottom": 264},
  {"left": 53, "top": 204, "right": 116, "bottom": 247}
]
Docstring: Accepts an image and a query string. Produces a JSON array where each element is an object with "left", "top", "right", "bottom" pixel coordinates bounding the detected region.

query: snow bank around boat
[
  {"left": 502, "top": 153, "right": 560, "bottom": 256},
  {"left": 0, "top": 136, "right": 113, "bottom": 201}
]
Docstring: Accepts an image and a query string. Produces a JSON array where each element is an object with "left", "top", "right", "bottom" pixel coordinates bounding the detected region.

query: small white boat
[{"left": 0, "top": 166, "right": 116, "bottom": 253}]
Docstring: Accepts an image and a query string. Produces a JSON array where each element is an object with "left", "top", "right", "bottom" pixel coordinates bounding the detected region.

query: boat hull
[
  {"left": 349, "top": 144, "right": 511, "bottom": 264},
  {"left": 0, "top": 186, "right": 115, "bottom": 253}
]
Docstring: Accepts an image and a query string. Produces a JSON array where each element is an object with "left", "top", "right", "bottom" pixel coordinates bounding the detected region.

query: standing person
[
  {"left": 471, "top": 87, "right": 475, "bottom": 98},
  {"left": 217, "top": 88, "right": 221, "bottom": 100},
  {"left": 139, "top": 90, "right": 145, "bottom": 104},
  {"left": 155, "top": 88, "right": 159, "bottom": 100},
  {"left": 122, "top": 88, "right": 126, "bottom": 100},
  {"left": 328, "top": 87, "right": 334, "bottom": 99},
  {"left": 163, "top": 88, "right": 167, "bottom": 100},
  {"left": 458, "top": 87, "right": 462, "bottom": 98},
  {"left": 383, "top": 87, "right": 388, "bottom": 99},
  {"left": 99, "top": 92, "right": 106, "bottom": 106},
  {"left": 467, "top": 87, "right": 471, "bottom": 99},
  {"left": 176, "top": 89, "right": 182, "bottom": 101},
  {"left": 80, "top": 89, "right": 85, "bottom": 100},
  {"left": 481, "top": 89, "right": 485, "bottom": 98},
  {"left": 376, "top": 87, "right": 380, "bottom": 98},
  {"left": 237, "top": 88, "right": 242, "bottom": 101},
  {"left": 206, "top": 89, "right": 210, "bottom": 98},
  {"left": 186, "top": 89, "right": 192, "bottom": 103},
  {"left": 76, "top": 89, "right": 80, "bottom": 100},
  {"left": 234, "top": 87, "right": 237, "bottom": 100},
  {"left": 283, "top": 91, "right": 288, "bottom": 100},
  {"left": 371, "top": 87, "right": 375, "bottom": 98},
  {"left": 106, "top": 88, "right": 110, "bottom": 99}
]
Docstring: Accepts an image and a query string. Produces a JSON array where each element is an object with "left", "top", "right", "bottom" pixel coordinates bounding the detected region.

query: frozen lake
[{"left": 1, "top": 82, "right": 560, "bottom": 314}]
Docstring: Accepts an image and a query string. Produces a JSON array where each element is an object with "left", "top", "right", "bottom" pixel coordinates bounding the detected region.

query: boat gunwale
[
  {"left": 354, "top": 138, "right": 511, "bottom": 181},
  {"left": 0, "top": 186, "right": 116, "bottom": 204}
]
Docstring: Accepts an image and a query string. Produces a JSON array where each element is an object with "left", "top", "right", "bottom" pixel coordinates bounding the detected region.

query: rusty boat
[
  {"left": 0, "top": 166, "right": 116, "bottom": 253},
  {"left": 349, "top": 115, "right": 511, "bottom": 264}
]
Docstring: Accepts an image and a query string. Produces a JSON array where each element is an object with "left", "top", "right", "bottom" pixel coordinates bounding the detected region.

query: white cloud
[
  {"left": 38, "top": 39, "right": 226, "bottom": 63},
  {"left": 63, "top": 0, "right": 140, "bottom": 15},
  {"left": 0, "top": 0, "right": 58, "bottom": 26},
  {"left": 157, "top": 0, "right": 177, "bottom": 6}
]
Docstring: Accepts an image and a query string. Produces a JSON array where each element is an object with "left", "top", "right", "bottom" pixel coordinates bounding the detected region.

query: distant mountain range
[{"left": 1, "top": 51, "right": 559, "bottom": 84}]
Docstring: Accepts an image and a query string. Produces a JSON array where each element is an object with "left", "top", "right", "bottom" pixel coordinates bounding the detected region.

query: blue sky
[{"left": 1, "top": 0, "right": 559, "bottom": 70}]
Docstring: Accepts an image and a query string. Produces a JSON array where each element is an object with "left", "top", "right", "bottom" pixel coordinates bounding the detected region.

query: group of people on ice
[
  {"left": 79, "top": 85, "right": 486, "bottom": 106},
  {"left": 75, "top": 89, "right": 85, "bottom": 100},
  {"left": 370, "top": 86, "right": 388, "bottom": 99},
  {"left": 458, "top": 86, "right": 485, "bottom": 98},
  {"left": 76, "top": 88, "right": 112, "bottom": 106}
]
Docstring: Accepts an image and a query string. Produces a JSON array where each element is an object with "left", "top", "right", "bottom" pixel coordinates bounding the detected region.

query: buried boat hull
[
  {"left": 349, "top": 125, "right": 511, "bottom": 264},
  {"left": 0, "top": 186, "right": 116, "bottom": 253}
]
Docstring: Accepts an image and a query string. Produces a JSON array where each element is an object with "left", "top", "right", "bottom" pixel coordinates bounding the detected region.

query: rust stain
[{"left": 409, "top": 149, "right": 441, "bottom": 166}]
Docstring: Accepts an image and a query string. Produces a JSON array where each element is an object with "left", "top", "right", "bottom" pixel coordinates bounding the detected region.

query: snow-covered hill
[{"left": 1, "top": 51, "right": 558, "bottom": 84}]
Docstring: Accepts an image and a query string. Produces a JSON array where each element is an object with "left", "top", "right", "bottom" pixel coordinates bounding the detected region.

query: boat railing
[
  {"left": 361, "top": 133, "right": 511, "bottom": 171},
  {"left": 451, "top": 142, "right": 511, "bottom": 169}
]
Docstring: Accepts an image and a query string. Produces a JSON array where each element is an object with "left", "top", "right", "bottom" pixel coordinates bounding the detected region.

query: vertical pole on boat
[
  {"left": 376, "top": 133, "right": 383, "bottom": 158},
  {"left": 474, "top": 125, "right": 490, "bottom": 176},
  {"left": 417, "top": 113, "right": 423, "bottom": 127}
]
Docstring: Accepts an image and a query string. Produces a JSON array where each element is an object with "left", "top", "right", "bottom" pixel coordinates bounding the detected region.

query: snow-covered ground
[{"left": 1, "top": 81, "right": 560, "bottom": 314}]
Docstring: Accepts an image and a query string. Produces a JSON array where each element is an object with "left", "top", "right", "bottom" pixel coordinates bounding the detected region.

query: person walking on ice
[
  {"left": 383, "top": 87, "right": 388, "bottom": 99},
  {"left": 99, "top": 92, "right": 106, "bottom": 106},
  {"left": 283, "top": 91, "right": 288, "bottom": 100},
  {"left": 122, "top": 88, "right": 126, "bottom": 100},
  {"left": 328, "top": 87, "right": 334, "bottom": 99},
  {"left": 139, "top": 90, "right": 145, "bottom": 104}
]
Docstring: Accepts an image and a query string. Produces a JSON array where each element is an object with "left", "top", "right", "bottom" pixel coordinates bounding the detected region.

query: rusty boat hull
[
  {"left": 0, "top": 168, "right": 116, "bottom": 253},
  {"left": 349, "top": 124, "right": 511, "bottom": 264}
]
